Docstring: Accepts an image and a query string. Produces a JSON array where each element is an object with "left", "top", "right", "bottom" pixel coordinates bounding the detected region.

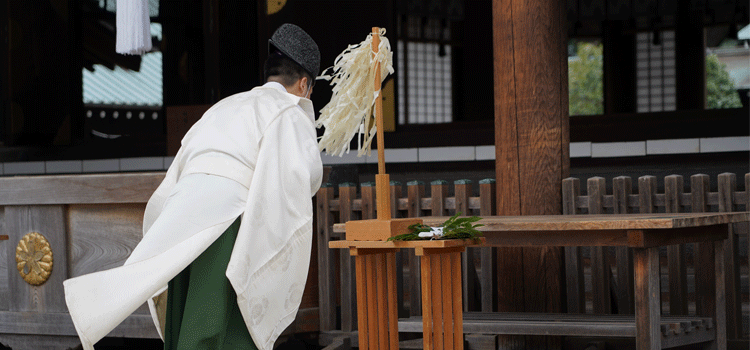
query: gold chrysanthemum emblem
[{"left": 15, "top": 232, "right": 53, "bottom": 286}]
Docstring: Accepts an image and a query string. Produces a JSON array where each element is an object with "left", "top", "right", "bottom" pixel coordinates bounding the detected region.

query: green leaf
[{"left": 389, "top": 213, "right": 484, "bottom": 241}]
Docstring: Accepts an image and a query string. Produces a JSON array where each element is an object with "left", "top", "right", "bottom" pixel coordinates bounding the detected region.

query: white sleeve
[
  {"left": 226, "top": 106, "right": 322, "bottom": 290},
  {"left": 237, "top": 107, "right": 322, "bottom": 259},
  {"left": 226, "top": 107, "right": 323, "bottom": 350}
]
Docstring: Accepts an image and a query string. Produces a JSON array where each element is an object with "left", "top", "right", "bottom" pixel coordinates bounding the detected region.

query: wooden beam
[
  {"left": 0, "top": 173, "right": 164, "bottom": 205},
  {"left": 0, "top": 311, "right": 158, "bottom": 338}
]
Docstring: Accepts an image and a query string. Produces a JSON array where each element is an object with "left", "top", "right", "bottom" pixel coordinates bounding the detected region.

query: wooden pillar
[
  {"left": 492, "top": 0, "right": 568, "bottom": 348},
  {"left": 217, "top": 1, "right": 260, "bottom": 98},
  {"left": 675, "top": 1, "right": 706, "bottom": 110},
  {"left": 162, "top": 0, "right": 207, "bottom": 105},
  {"left": 163, "top": 0, "right": 259, "bottom": 106},
  {"left": 3, "top": 1, "right": 81, "bottom": 146},
  {"left": 203, "top": 0, "right": 221, "bottom": 103},
  {"left": 603, "top": 21, "right": 637, "bottom": 114}
]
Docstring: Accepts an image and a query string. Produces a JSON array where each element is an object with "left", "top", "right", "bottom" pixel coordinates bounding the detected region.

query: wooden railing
[{"left": 315, "top": 173, "right": 750, "bottom": 345}]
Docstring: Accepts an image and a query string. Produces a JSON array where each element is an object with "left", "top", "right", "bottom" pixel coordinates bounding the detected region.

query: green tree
[
  {"left": 705, "top": 53, "right": 742, "bottom": 109},
  {"left": 568, "top": 42, "right": 603, "bottom": 115}
]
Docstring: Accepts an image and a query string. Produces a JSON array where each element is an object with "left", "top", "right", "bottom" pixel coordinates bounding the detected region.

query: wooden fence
[{"left": 316, "top": 172, "right": 750, "bottom": 345}]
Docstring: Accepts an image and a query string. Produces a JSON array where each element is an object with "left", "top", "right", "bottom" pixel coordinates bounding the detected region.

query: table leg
[
  {"left": 695, "top": 235, "right": 727, "bottom": 350},
  {"left": 633, "top": 246, "right": 661, "bottom": 350},
  {"left": 711, "top": 239, "right": 727, "bottom": 350},
  {"left": 352, "top": 249, "right": 399, "bottom": 350},
  {"left": 418, "top": 247, "right": 464, "bottom": 350}
]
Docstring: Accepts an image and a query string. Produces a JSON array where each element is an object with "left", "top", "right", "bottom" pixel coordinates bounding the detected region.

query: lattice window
[
  {"left": 397, "top": 16, "right": 453, "bottom": 124},
  {"left": 636, "top": 30, "right": 677, "bottom": 112}
]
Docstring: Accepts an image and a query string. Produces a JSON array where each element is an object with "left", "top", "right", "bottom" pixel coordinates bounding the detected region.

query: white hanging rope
[
  {"left": 116, "top": 0, "right": 152, "bottom": 55},
  {"left": 317, "top": 28, "right": 394, "bottom": 157}
]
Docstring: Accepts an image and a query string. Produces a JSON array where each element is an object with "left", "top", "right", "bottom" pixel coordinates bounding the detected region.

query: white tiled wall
[
  {"left": 419, "top": 146, "right": 475, "bottom": 162},
  {"left": 475, "top": 146, "right": 496, "bottom": 161},
  {"left": 591, "top": 142, "right": 647, "bottom": 158},
  {"left": 364, "top": 148, "right": 419, "bottom": 164},
  {"left": 320, "top": 152, "right": 366, "bottom": 165},
  {"left": 120, "top": 157, "right": 164, "bottom": 171},
  {"left": 82, "top": 159, "right": 120, "bottom": 173},
  {"left": 646, "top": 139, "right": 700, "bottom": 155},
  {"left": 700, "top": 136, "right": 750, "bottom": 153},
  {"left": 0, "top": 136, "right": 745, "bottom": 175},
  {"left": 570, "top": 142, "right": 592, "bottom": 158},
  {"left": 45, "top": 160, "right": 83, "bottom": 174},
  {"left": 164, "top": 157, "right": 175, "bottom": 169},
  {"left": 4, "top": 162, "right": 45, "bottom": 175}
]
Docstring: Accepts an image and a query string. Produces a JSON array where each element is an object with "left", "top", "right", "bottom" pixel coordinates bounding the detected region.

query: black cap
[{"left": 268, "top": 23, "right": 320, "bottom": 78}]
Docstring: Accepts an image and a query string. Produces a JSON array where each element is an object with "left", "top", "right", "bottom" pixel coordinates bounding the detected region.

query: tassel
[
  {"left": 116, "top": 0, "right": 152, "bottom": 55},
  {"left": 317, "top": 28, "right": 394, "bottom": 157}
]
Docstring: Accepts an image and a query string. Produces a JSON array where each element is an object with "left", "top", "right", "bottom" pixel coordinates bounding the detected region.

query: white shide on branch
[{"left": 316, "top": 28, "right": 394, "bottom": 157}]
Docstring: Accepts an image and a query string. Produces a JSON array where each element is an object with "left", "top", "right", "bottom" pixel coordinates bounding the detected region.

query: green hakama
[{"left": 164, "top": 217, "right": 258, "bottom": 350}]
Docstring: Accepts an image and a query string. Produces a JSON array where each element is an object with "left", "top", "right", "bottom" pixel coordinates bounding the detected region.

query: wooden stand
[
  {"left": 330, "top": 239, "right": 484, "bottom": 350},
  {"left": 337, "top": 27, "right": 469, "bottom": 350},
  {"left": 417, "top": 246, "right": 465, "bottom": 350},
  {"left": 349, "top": 247, "right": 399, "bottom": 350}
]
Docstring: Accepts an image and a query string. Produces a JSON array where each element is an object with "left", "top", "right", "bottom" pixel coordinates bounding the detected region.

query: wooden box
[{"left": 345, "top": 218, "right": 423, "bottom": 241}]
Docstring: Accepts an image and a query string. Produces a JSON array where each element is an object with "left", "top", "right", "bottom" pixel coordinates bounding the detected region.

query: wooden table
[{"left": 331, "top": 212, "right": 749, "bottom": 350}]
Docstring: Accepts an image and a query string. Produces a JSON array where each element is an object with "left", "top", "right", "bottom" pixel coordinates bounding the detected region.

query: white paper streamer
[
  {"left": 316, "top": 28, "right": 394, "bottom": 157},
  {"left": 418, "top": 227, "right": 444, "bottom": 239},
  {"left": 116, "top": 0, "right": 152, "bottom": 55}
]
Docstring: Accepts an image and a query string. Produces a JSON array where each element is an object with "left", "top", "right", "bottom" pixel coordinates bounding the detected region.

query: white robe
[{"left": 63, "top": 82, "right": 323, "bottom": 350}]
